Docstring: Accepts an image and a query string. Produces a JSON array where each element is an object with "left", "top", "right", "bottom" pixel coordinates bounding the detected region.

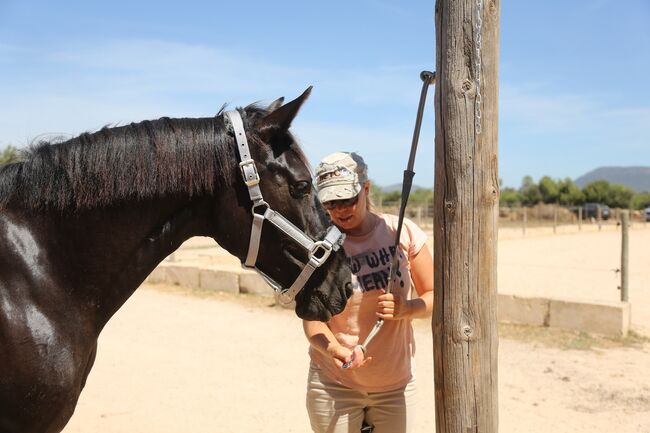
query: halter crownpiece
[{"left": 224, "top": 110, "right": 345, "bottom": 306}]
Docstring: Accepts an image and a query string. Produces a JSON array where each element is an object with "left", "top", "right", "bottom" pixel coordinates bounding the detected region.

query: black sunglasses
[{"left": 322, "top": 194, "right": 360, "bottom": 210}]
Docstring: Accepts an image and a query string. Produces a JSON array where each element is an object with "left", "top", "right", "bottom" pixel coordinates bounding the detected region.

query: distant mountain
[
  {"left": 574, "top": 167, "right": 650, "bottom": 192},
  {"left": 380, "top": 183, "right": 428, "bottom": 193}
]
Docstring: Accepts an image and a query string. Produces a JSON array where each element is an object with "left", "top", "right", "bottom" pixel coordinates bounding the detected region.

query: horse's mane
[{"left": 0, "top": 110, "right": 241, "bottom": 211}]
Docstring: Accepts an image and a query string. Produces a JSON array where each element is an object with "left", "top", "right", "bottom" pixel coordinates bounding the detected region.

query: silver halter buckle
[
  {"left": 239, "top": 159, "right": 260, "bottom": 187},
  {"left": 224, "top": 110, "right": 345, "bottom": 306}
]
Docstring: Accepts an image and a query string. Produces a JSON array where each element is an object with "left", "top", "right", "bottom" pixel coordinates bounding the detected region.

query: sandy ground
[
  {"left": 498, "top": 224, "right": 650, "bottom": 334},
  {"left": 62, "top": 225, "right": 650, "bottom": 433}
]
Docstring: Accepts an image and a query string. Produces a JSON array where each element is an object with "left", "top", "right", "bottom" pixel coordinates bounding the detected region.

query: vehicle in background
[
  {"left": 645, "top": 207, "right": 650, "bottom": 222},
  {"left": 577, "top": 203, "right": 610, "bottom": 220}
]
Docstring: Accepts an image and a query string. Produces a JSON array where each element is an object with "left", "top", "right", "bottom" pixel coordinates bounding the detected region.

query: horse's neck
[{"left": 50, "top": 195, "right": 210, "bottom": 327}]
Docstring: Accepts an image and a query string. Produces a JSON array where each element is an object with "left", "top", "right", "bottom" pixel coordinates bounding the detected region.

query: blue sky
[{"left": 1, "top": 1, "right": 648, "bottom": 188}]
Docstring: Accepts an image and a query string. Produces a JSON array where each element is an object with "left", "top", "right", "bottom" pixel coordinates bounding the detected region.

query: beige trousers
[{"left": 306, "top": 365, "right": 417, "bottom": 433}]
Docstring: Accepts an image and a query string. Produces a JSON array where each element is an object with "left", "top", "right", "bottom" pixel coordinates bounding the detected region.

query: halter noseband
[{"left": 224, "top": 110, "right": 345, "bottom": 306}]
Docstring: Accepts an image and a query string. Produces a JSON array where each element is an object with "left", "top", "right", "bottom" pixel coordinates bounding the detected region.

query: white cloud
[
  {"left": 296, "top": 121, "right": 435, "bottom": 187},
  {"left": 0, "top": 38, "right": 425, "bottom": 148},
  {"left": 4, "top": 38, "right": 645, "bottom": 188},
  {"left": 498, "top": 82, "right": 650, "bottom": 187},
  {"left": 501, "top": 83, "right": 650, "bottom": 146}
]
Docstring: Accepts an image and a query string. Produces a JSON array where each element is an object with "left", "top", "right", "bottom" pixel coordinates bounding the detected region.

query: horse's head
[{"left": 211, "top": 88, "right": 351, "bottom": 321}]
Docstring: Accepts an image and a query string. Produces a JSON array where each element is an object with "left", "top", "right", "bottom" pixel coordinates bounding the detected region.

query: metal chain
[{"left": 475, "top": 0, "right": 483, "bottom": 134}]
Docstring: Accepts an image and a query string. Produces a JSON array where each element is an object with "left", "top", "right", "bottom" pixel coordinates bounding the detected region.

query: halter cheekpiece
[{"left": 224, "top": 110, "right": 345, "bottom": 306}]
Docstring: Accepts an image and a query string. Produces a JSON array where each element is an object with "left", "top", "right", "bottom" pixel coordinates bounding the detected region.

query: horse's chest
[
  {"left": 0, "top": 289, "right": 94, "bottom": 385},
  {"left": 0, "top": 308, "right": 95, "bottom": 432}
]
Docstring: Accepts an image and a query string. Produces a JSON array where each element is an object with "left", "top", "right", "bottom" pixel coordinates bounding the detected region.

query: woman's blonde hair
[{"left": 364, "top": 181, "right": 375, "bottom": 212}]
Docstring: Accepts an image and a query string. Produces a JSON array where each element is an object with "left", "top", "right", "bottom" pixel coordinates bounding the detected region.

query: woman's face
[{"left": 324, "top": 182, "right": 370, "bottom": 233}]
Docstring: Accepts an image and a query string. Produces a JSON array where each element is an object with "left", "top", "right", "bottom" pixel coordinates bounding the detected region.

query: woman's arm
[
  {"left": 377, "top": 244, "right": 434, "bottom": 320},
  {"left": 303, "top": 320, "right": 340, "bottom": 358},
  {"left": 406, "top": 244, "right": 434, "bottom": 318},
  {"left": 303, "top": 320, "right": 372, "bottom": 369}
]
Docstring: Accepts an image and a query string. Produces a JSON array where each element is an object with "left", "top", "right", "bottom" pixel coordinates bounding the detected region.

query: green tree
[
  {"left": 632, "top": 192, "right": 650, "bottom": 210},
  {"left": 582, "top": 180, "right": 610, "bottom": 204},
  {"left": 369, "top": 181, "right": 384, "bottom": 207},
  {"left": 409, "top": 187, "right": 433, "bottom": 206},
  {"left": 500, "top": 187, "right": 521, "bottom": 207},
  {"left": 607, "top": 183, "right": 634, "bottom": 208},
  {"left": 519, "top": 176, "right": 541, "bottom": 206},
  {"left": 557, "top": 178, "right": 584, "bottom": 205},
  {"left": 373, "top": 185, "right": 433, "bottom": 208},
  {"left": 381, "top": 191, "right": 401, "bottom": 204},
  {"left": 538, "top": 176, "right": 559, "bottom": 203},
  {"left": 0, "top": 145, "right": 20, "bottom": 164}
]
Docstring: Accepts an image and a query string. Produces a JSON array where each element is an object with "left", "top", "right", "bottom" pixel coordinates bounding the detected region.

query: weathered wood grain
[{"left": 433, "top": 0, "right": 500, "bottom": 432}]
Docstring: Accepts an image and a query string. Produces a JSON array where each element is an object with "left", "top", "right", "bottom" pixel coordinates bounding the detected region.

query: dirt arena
[{"left": 63, "top": 224, "right": 650, "bottom": 433}]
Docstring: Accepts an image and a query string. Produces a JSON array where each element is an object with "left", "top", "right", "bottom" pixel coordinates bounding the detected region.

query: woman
[{"left": 304, "top": 151, "right": 433, "bottom": 433}]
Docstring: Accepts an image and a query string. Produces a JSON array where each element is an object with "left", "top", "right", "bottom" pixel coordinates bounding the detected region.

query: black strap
[
  {"left": 384, "top": 71, "right": 436, "bottom": 296},
  {"left": 343, "top": 71, "right": 437, "bottom": 366}
]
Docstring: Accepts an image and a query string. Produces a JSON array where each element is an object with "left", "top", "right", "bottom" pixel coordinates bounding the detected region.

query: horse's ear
[
  {"left": 257, "top": 87, "right": 312, "bottom": 138},
  {"left": 267, "top": 97, "right": 285, "bottom": 112}
]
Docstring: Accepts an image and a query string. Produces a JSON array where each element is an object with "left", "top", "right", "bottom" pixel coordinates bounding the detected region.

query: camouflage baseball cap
[{"left": 315, "top": 152, "right": 368, "bottom": 204}]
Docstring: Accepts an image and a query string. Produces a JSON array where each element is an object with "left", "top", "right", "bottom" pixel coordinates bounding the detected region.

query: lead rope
[{"left": 342, "top": 71, "right": 436, "bottom": 369}]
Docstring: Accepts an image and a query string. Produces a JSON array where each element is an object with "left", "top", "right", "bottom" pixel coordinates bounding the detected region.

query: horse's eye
[{"left": 290, "top": 181, "right": 311, "bottom": 198}]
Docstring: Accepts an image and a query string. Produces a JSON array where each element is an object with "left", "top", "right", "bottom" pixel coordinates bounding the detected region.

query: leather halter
[{"left": 224, "top": 110, "right": 345, "bottom": 306}]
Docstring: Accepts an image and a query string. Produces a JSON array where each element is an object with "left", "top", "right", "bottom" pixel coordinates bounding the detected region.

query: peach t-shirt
[{"left": 309, "top": 214, "right": 428, "bottom": 393}]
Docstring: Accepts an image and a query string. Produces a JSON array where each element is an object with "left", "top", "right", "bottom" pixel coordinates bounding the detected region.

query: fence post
[
  {"left": 597, "top": 206, "right": 602, "bottom": 231},
  {"left": 424, "top": 196, "right": 429, "bottom": 227},
  {"left": 578, "top": 207, "right": 582, "bottom": 231},
  {"left": 553, "top": 204, "right": 557, "bottom": 234},
  {"left": 621, "top": 210, "right": 629, "bottom": 302},
  {"left": 523, "top": 207, "right": 527, "bottom": 236}
]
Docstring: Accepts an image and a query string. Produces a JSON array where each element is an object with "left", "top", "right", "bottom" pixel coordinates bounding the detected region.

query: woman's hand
[
  {"left": 376, "top": 245, "right": 434, "bottom": 321},
  {"left": 303, "top": 321, "right": 371, "bottom": 370},
  {"left": 376, "top": 289, "right": 410, "bottom": 320},
  {"left": 328, "top": 344, "right": 372, "bottom": 370}
]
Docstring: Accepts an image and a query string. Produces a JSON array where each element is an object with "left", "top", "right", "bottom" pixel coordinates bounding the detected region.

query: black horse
[{"left": 0, "top": 88, "right": 351, "bottom": 433}]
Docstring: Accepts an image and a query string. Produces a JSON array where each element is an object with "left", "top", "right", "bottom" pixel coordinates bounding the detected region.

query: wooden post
[
  {"left": 597, "top": 206, "right": 602, "bottom": 231},
  {"left": 553, "top": 204, "right": 557, "bottom": 234},
  {"left": 621, "top": 210, "right": 629, "bottom": 302},
  {"left": 425, "top": 196, "right": 430, "bottom": 227},
  {"left": 578, "top": 207, "right": 582, "bottom": 231},
  {"left": 433, "top": 1, "right": 499, "bottom": 432},
  {"left": 523, "top": 206, "right": 527, "bottom": 236}
]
